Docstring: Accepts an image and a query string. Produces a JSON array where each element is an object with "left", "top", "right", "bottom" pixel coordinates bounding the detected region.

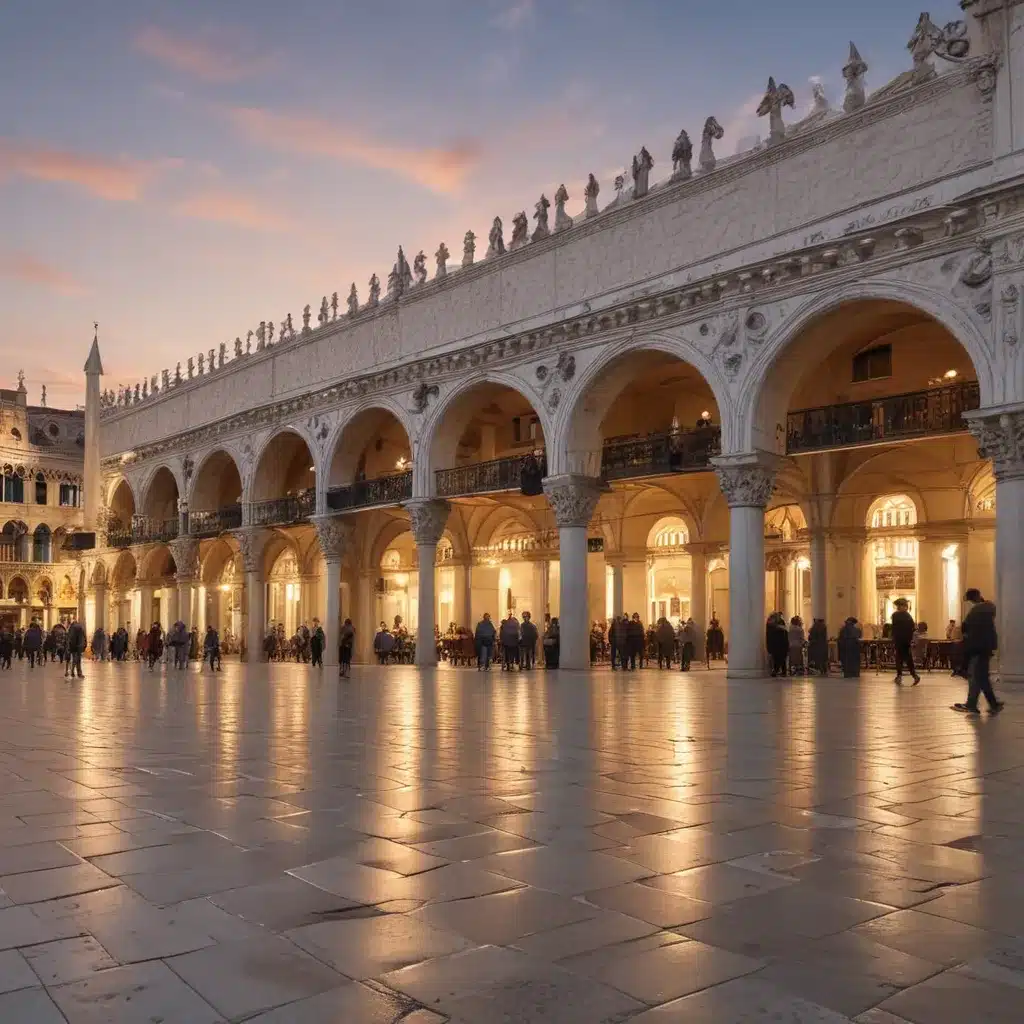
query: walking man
[
  {"left": 952, "top": 588, "right": 1004, "bottom": 715},
  {"left": 891, "top": 598, "right": 921, "bottom": 685},
  {"left": 66, "top": 617, "right": 86, "bottom": 679}
]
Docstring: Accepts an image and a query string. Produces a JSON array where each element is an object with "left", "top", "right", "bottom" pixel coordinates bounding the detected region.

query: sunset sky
[{"left": 0, "top": 0, "right": 959, "bottom": 406}]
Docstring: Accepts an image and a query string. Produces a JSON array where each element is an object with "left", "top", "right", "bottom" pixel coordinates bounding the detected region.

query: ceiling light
[{"left": 944, "top": 369, "right": 958, "bottom": 379}]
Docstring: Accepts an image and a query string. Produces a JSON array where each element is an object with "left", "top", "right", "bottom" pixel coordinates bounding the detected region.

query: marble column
[
  {"left": 451, "top": 562, "right": 470, "bottom": 628},
  {"left": 608, "top": 558, "right": 625, "bottom": 619},
  {"left": 810, "top": 529, "right": 827, "bottom": 622},
  {"left": 235, "top": 527, "right": 270, "bottom": 663},
  {"left": 915, "top": 537, "right": 945, "bottom": 633},
  {"left": 543, "top": 474, "right": 602, "bottom": 670},
  {"left": 313, "top": 515, "right": 353, "bottom": 668},
  {"left": 356, "top": 572, "right": 375, "bottom": 663},
  {"left": 714, "top": 454, "right": 779, "bottom": 679},
  {"left": 689, "top": 546, "right": 707, "bottom": 658},
  {"left": 139, "top": 582, "right": 154, "bottom": 632},
  {"left": 405, "top": 499, "right": 450, "bottom": 666},
  {"left": 537, "top": 560, "right": 550, "bottom": 619},
  {"left": 969, "top": 409, "right": 1024, "bottom": 683}
]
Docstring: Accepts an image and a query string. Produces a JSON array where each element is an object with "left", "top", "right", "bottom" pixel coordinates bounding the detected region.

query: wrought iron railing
[
  {"left": 327, "top": 471, "right": 413, "bottom": 512},
  {"left": 189, "top": 504, "right": 242, "bottom": 537},
  {"left": 786, "top": 381, "right": 980, "bottom": 455},
  {"left": 248, "top": 490, "right": 315, "bottom": 527},
  {"left": 436, "top": 454, "right": 538, "bottom": 498},
  {"left": 601, "top": 427, "right": 721, "bottom": 482},
  {"left": 107, "top": 515, "right": 180, "bottom": 548}
]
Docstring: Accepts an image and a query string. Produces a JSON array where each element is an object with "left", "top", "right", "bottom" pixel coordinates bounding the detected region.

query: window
[
  {"left": 869, "top": 494, "right": 917, "bottom": 531},
  {"left": 48, "top": 423, "right": 59, "bottom": 438},
  {"left": 35, "top": 473, "right": 47, "bottom": 505},
  {"left": 852, "top": 344, "right": 892, "bottom": 383},
  {"left": 59, "top": 483, "right": 80, "bottom": 507},
  {"left": 2, "top": 470, "right": 24, "bottom": 504}
]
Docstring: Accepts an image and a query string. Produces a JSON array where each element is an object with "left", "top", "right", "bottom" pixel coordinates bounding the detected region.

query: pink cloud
[
  {"left": 175, "top": 188, "right": 295, "bottom": 232},
  {"left": 0, "top": 139, "right": 162, "bottom": 201},
  {"left": 0, "top": 252, "right": 87, "bottom": 295},
  {"left": 225, "top": 107, "right": 481, "bottom": 195},
  {"left": 133, "top": 26, "right": 255, "bottom": 83}
]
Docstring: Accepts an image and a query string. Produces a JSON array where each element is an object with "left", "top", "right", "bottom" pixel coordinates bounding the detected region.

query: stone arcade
[{"left": 85, "top": 4, "right": 1024, "bottom": 681}]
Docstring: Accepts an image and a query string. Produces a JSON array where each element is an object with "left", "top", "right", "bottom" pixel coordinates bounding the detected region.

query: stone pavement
[{"left": 0, "top": 659, "right": 1021, "bottom": 1022}]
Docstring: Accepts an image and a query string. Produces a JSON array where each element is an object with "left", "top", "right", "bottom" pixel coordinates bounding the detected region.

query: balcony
[
  {"left": 601, "top": 426, "right": 721, "bottom": 483},
  {"left": 248, "top": 489, "right": 315, "bottom": 528},
  {"left": 108, "top": 516, "right": 180, "bottom": 548},
  {"left": 436, "top": 454, "right": 539, "bottom": 499},
  {"left": 189, "top": 504, "right": 242, "bottom": 538},
  {"left": 786, "top": 381, "right": 981, "bottom": 455},
  {"left": 327, "top": 471, "right": 412, "bottom": 512}
]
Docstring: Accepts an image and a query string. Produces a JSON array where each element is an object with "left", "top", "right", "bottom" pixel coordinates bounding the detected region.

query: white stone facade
[{"left": 87, "top": 4, "right": 1024, "bottom": 680}]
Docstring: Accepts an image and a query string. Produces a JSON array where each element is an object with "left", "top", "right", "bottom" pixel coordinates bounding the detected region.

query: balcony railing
[
  {"left": 327, "top": 471, "right": 412, "bottom": 512},
  {"left": 189, "top": 504, "right": 242, "bottom": 538},
  {"left": 248, "top": 489, "right": 315, "bottom": 527},
  {"left": 107, "top": 515, "right": 180, "bottom": 548},
  {"left": 601, "top": 426, "right": 721, "bottom": 482},
  {"left": 786, "top": 381, "right": 981, "bottom": 455},
  {"left": 436, "top": 454, "right": 538, "bottom": 498}
]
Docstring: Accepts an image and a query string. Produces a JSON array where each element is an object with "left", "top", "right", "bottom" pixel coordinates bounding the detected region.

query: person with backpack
[{"left": 952, "top": 588, "right": 1004, "bottom": 715}]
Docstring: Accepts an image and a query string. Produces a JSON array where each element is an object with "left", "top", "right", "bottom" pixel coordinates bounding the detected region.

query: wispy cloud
[
  {"left": 225, "top": 107, "right": 481, "bottom": 195},
  {"left": 0, "top": 252, "right": 87, "bottom": 294},
  {"left": 133, "top": 26, "right": 256, "bottom": 83},
  {"left": 175, "top": 188, "right": 295, "bottom": 232},
  {"left": 492, "top": 0, "right": 535, "bottom": 31},
  {"left": 0, "top": 139, "right": 165, "bottom": 201}
]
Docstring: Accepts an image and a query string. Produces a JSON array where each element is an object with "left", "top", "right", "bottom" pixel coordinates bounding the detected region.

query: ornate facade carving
[
  {"left": 672, "top": 130, "right": 692, "bottom": 180},
  {"left": 968, "top": 410, "right": 1024, "bottom": 480},
  {"left": 312, "top": 515, "right": 354, "bottom": 563},
  {"left": 715, "top": 461, "right": 777, "bottom": 508},
  {"left": 405, "top": 499, "right": 451, "bottom": 547},
  {"left": 757, "top": 78, "right": 795, "bottom": 145},
  {"left": 234, "top": 527, "right": 270, "bottom": 574},
  {"left": 542, "top": 475, "right": 602, "bottom": 528},
  {"left": 169, "top": 536, "right": 200, "bottom": 581},
  {"left": 699, "top": 117, "right": 724, "bottom": 173},
  {"left": 843, "top": 43, "right": 869, "bottom": 113}
]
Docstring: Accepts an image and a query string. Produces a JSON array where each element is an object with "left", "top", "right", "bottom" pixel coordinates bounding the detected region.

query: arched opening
[
  {"left": 141, "top": 467, "right": 180, "bottom": 541},
  {"left": 565, "top": 350, "right": 721, "bottom": 480},
  {"left": 2, "top": 466, "right": 25, "bottom": 504},
  {"left": 107, "top": 479, "right": 136, "bottom": 541},
  {"left": 190, "top": 451, "right": 243, "bottom": 536},
  {"left": 32, "top": 524, "right": 51, "bottom": 563},
  {"left": 0, "top": 521, "right": 28, "bottom": 562},
  {"left": 753, "top": 298, "right": 990, "bottom": 650},
  {"left": 266, "top": 545, "right": 302, "bottom": 643},
  {"left": 59, "top": 479, "right": 81, "bottom": 508},
  {"left": 428, "top": 382, "right": 546, "bottom": 499},
  {"left": 110, "top": 550, "right": 138, "bottom": 630},
  {"left": 376, "top": 532, "right": 418, "bottom": 661},
  {"left": 201, "top": 539, "right": 242, "bottom": 649},
  {"left": 7, "top": 576, "right": 28, "bottom": 604},
  {"left": 250, "top": 431, "right": 315, "bottom": 525},
  {"left": 34, "top": 473, "right": 47, "bottom": 506},
  {"left": 326, "top": 407, "right": 412, "bottom": 511},
  {"left": 644, "top": 516, "right": 694, "bottom": 627},
  {"left": 763, "top": 503, "right": 810, "bottom": 623},
  {"left": 142, "top": 546, "right": 178, "bottom": 630}
]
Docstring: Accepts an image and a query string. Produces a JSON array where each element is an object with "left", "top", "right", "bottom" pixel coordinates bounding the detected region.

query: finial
[
  {"left": 16, "top": 369, "right": 25, "bottom": 392},
  {"left": 843, "top": 42, "right": 868, "bottom": 113},
  {"left": 757, "top": 77, "right": 795, "bottom": 145},
  {"left": 40, "top": 385, "right": 47, "bottom": 407}
]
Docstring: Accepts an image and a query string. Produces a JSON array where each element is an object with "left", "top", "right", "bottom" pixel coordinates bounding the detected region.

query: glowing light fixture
[
  {"left": 396, "top": 456, "right": 409, "bottom": 471},
  {"left": 796, "top": 557, "right": 811, "bottom": 570},
  {"left": 701, "top": 410, "right": 711, "bottom": 420},
  {"left": 944, "top": 369, "right": 958, "bottom": 379}
]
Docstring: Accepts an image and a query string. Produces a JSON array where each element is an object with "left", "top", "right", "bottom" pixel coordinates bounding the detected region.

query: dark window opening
[{"left": 852, "top": 344, "right": 892, "bottom": 383}]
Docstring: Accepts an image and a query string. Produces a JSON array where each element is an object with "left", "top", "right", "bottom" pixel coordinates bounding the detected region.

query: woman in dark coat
[
  {"left": 542, "top": 617, "right": 560, "bottom": 669},
  {"left": 807, "top": 618, "right": 829, "bottom": 676},
  {"left": 765, "top": 613, "right": 789, "bottom": 677},
  {"left": 23, "top": 621, "right": 43, "bottom": 668},
  {"left": 837, "top": 617, "right": 862, "bottom": 678}
]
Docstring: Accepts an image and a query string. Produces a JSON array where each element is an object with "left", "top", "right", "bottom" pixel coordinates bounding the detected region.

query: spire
[{"left": 84, "top": 321, "right": 104, "bottom": 376}]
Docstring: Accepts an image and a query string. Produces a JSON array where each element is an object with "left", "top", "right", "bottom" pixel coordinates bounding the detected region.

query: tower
[{"left": 83, "top": 323, "right": 104, "bottom": 532}]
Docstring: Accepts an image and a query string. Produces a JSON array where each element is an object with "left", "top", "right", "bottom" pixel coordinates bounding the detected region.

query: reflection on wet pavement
[{"left": 0, "top": 660, "right": 1021, "bottom": 1021}]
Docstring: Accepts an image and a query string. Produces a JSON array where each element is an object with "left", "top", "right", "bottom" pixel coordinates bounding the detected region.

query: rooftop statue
[
  {"left": 330, "top": 292, "right": 339, "bottom": 319},
  {"left": 672, "top": 130, "right": 693, "bottom": 180},
  {"left": 368, "top": 274, "right": 380, "bottom": 307},
  {"left": 510, "top": 211, "right": 529, "bottom": 249},
  {"left": 302, "top": 304, "right": 312, "bottom": 333},
  {"left": 583, "top": 174, "right": 600, "bottom": 218},
  {"left": 413, "top": 250, "right": 427, "bottom": 285},
  {"left": 463, "top": 230, "right": 475, "bottom": 267},
  {"left": 436, "top": 241, "right": 450, "bottom": 278},
  {"left": 811, "top": 80, "right": 829, "bottom": 115},
  {"left": 487, "top": 216, "right": 505, "bottom": 258},
  {"left": 909, "top": 13, "right": 970, "bottom": 75},
  {"left": 348, "top": 283, "right": 359, "bottom": 315},
  {"left": 234, "top": 336, "right": 242, "bottom": 357},
  {"left": 553, "top": 184, "right": 571, "bottom": 232},
  {"left": 632, "top": 147, "right": 653, "bottom": 198},
  {"left": 699, "top": 117, "right": 724, "bottom": 172},
  {"left": 245, "top": 331, "right": 253, "bottom": 354},
  {"left": 532, "top": 194, "right": 550, "bottom": 241},
  {"left": 757, "top": 77, "right": 795, "bottom": 145},
  {"left": 256, "top": 322, "right": 266, "bottom": 350},
  {"left": 843, "top": 42, "right": 868, "bottom": 112},
  {"left": 318, "top": 297, "right": 329, "bottom": 325}
]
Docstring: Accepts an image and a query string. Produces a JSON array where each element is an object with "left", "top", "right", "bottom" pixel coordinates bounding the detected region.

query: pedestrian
[
  {"left": 542, "top": 616, "right": 560, "bottom": 668},
  {"left": 952, "top": 588, "right": 1004, "bottom": 715},
  {"left": 65, "top": 617, "right": 86, "bottom": 678},
  {"left": 788, "top": 616, "right": 806, "bottom": 675},
  {"left": 499, "top": 612, "right": 520, "bottom": 671},
  {"left": 837, "top": 616, "right": 862, "bottom": 678},
  {"left": 655, "top": 617, "right": 675, "bottom": 668},
  {"left": 625, "top": 613, "right": 645, "bottom": 670},
  {"left": 310, "top": 618, "right": 325, "bottom": 668},
  {"left": 169, "top": 620, "right": 188, "bottom": 669},
  {"left": 0, "top": 627, "right": 12, "bottom": 669},
  {"left": 678, "top": 617, "right": 698, "bottom": 671},
  {"left": 23, "top": 620, "right": 42, "bottom": 668},
  {"left": 766, "top": 613, "right": 788, "bottom": 677},
  {"left": 891, "top": 598, "right": 920, "bottom": 685},
  {"left": 807, "top": 618, "right": 829, "bottom": 675},
  {"left": 91, "top": 626, "right": 107, "bottom": 661},
  {"left": 203, "top": 625, "right": 221, "bottom": 671},
  {"left": 608, "top": 613, "right": 624, "bottom": 670},
  {"left": 13, "top": 628, "right": 23, "bottom": 661},
  {"left": 338, "top": 618, "right": 355, "bottom": 678},
  {"left": 147, "top": 622, "right": 163, "bottom": 670},
  {"left": 373, "top": 623, "right": 394, "bottom": 664},
  {"left": 475, "top": 612, "right": 496, "bottom": 670},
  {"left": 519, "top": 611, "right": 538, "bottom": 670}
]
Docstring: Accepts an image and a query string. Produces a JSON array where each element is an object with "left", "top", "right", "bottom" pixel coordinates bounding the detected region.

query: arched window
[
  {"left": 868, "top": 494, "right": 917, "bottom": 531},
  {"left": 35, "top": 473, "right": 47, "bottom": 506},
  {"left": 32, "top": 525, "right": 51, "bottom": 563},
  {"left": 59, "top": 482, "right": 80, "bottom": 507},
  {"left": 653, "top": 525, "right": 689, "bottom": 548},
  {"left": 2, "top": 468, "right": 24, "bottom": 504}
]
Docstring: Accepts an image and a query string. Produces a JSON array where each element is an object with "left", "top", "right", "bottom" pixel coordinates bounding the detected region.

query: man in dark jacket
[
  {"left": 890, "top": 598, "right": 920, "bottom": 685},
  {"left": 475, "top": 612, "right": 496, "bottom": 670},
  {"left": 625, "top": 613, "right": 645, "bottom": 671},
  {"left": 519, "top": 611, "right": 538, "bottom": 670},
  {"left": 65, "top": 617, "right": 86, "bottom": 679},
  {"left": 23, "top": 621, "right": 43, "bottom": 668},
  {"left": 952, "top": 588, "right": 1003, "bottom": 714}
]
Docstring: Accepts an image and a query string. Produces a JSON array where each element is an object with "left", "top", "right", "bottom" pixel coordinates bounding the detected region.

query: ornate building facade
[
  {"left": 85, "top": 5, "right": 1024, "bottom": 681},
  {"left": 0, "top": 376, "right": 84, "bottom": 629}
]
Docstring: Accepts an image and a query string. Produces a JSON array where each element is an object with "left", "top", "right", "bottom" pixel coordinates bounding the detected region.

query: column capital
[
  {"left": 404, "top": 499, "right": 451, "bottom": 547},
  {"left": 233, "top": 527, "right": 271, "bottom": 574},
  {"left": 542, "top": 474, "right": 602, "bottom": 528},
  {"left": 966, "top": 406, "right": 1024, "bottom": 481},
  {"left": 312, "top": 514, "right": 354, "bottom": 564},
  {"left": 169, "top": 536, "right": 200, "bottom": 582},
  {"left": 712, "top": 452, "right": 785, "bottom": 508}
]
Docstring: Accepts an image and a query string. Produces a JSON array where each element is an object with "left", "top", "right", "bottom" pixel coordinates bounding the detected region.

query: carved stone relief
[
  {"left": 968, "top": 410, "right": 1024, "bottom": 480},
  {"left": 542, "top": 475, "right": 601, "bottom": 528}
]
